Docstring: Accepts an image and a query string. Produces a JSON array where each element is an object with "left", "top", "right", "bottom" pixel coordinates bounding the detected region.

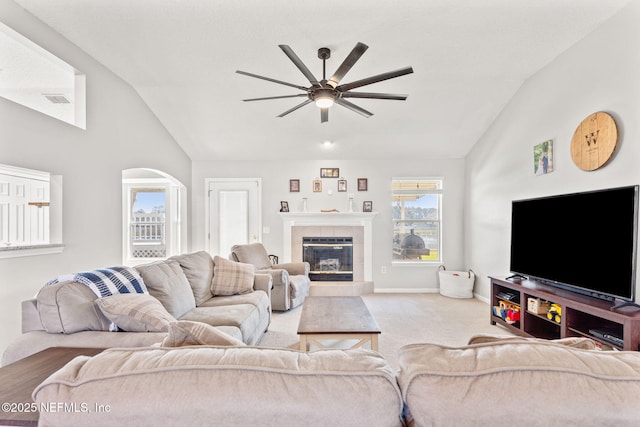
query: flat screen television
[{"left": 510, "top": 185, "right": 639, "bottom": 303}]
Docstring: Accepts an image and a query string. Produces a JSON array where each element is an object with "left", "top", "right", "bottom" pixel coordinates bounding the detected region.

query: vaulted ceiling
[{"left": 12, "top": 0, "right": 630, "bottom": 160}]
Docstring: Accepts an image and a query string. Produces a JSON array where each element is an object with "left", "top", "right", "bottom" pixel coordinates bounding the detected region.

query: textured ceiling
[{"left": 12, "top": 0, "right": 631, "bottom": 160}]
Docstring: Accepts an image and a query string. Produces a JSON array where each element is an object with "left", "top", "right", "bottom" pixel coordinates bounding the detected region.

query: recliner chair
[{"left": 230, "top": 243, "right": 310, "bottom": 311}]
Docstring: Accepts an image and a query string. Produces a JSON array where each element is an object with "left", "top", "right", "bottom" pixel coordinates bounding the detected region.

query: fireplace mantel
[{"left": 280, "top": 212, "right": 378, "bottom": 281}]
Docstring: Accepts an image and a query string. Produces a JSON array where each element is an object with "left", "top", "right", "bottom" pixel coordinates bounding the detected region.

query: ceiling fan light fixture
[
  {"left": 313, "top": 88, "right": 336, "bottom": 108},
  {"left": 315, "top": 96, "right": 334, "bottom": 108}
]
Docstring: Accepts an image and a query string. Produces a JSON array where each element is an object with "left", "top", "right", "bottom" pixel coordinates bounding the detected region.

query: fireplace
[{"left": 303, "top": 237, "right": 353, "bottom": 281}]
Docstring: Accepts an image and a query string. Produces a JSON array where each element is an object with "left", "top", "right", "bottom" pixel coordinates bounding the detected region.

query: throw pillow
[
  {"left": 95, "top": 294, "right": 175, "bottom": 332},
  {"left": 211, "top": 256, "right": 255, "bottom": 296},
  {"left": 168, "top": 251, "right": 215, "bottom": 306},
  {"left": 160, "top": 320, "right": 245, "bottom": 347},
  {"left": 135, "top": 260, "right": 196, "bottom": 318},
  {"left": 467, "top": 334, "right": 596, "bottom": 349}
]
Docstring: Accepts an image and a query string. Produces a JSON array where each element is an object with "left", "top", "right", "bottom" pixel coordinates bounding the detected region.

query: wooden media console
[{"left": 490, "top": 276, "right": 640, "bottom": 351}]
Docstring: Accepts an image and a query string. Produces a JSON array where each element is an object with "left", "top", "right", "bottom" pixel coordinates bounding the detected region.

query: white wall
[
  {"left": 465, "top": 1, "right": 640, "bottom": 301},
  {"left": 0, "top": 3, "right": 191, "bottom": 357},
  {"left": 192, "top": 157, "right": 466, "bottom": 291}
]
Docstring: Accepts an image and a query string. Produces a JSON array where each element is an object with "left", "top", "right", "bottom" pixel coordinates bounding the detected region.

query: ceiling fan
[{"left": 236, "top": 42, "right": 413, "bottom": 123}]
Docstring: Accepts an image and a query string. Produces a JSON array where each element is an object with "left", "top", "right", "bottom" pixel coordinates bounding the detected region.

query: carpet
[{"left": 258, "top": 293, "right": 515, "bottom": 370}]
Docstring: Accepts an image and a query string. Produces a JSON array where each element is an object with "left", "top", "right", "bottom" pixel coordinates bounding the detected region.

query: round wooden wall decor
[{"left": 570, "top": 111, "right": 618, "bottom": 171}]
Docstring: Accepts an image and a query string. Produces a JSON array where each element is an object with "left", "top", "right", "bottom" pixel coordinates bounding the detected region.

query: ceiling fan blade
[
  {"left": 341, "top": 92, "right": 408, "bottom": 101},
  {"left": 335, "top": 98, "right": 373, "bottom": 118},
  {"left": 277, "top": 99, "right": 313, "bottom": 118},
  {"left": 328, "top": 42, "right": 368, "bottom": 88},
  {"left": 321, "top": 107, "right": 329, "bottom": 123},
  {"left": 236, "top": 70, "right": 308, "bottom": 91},
  {"left": 336, "top": 66, "right": 414, "bottom": 92},
  {"left": 279, "top": 45, "right": 320, "bottom": 86},
  {"left": 242, "top": 94, "right": 308, "bottom": 102}
]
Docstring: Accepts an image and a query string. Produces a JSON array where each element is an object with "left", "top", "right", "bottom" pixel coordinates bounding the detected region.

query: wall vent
[{"left": 43, "top": 94, "right": 71, "bottom": 104}]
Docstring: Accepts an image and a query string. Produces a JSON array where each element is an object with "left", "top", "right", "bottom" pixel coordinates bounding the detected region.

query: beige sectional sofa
[
  {"left": 28, "top": 334, "right": 640, "bottom": 426},
  {"left": 1, "top": 251, "right": 272, "bottom": 366}
]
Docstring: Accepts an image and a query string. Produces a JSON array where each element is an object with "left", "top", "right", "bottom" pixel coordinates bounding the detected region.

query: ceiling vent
[{"left": 43, "top": 94, "right": 71, "bottom": 104}]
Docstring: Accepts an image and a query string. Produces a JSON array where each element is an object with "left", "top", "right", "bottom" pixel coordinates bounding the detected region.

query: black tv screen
[{"left": 510, "top": 185, "right": 638, "bottom": 302}]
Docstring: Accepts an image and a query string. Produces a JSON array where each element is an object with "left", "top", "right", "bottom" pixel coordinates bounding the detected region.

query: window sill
[
  {"left": 0, "top": 244, "right": 65, "bottom": 259},
  {"left": 392, "top": 260, "right": 441, "bottom": 267}
]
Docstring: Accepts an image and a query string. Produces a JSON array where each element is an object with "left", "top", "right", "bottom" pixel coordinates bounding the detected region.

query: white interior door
[{"left": 207, "top": 179, "right": 261, "bottom": 256}]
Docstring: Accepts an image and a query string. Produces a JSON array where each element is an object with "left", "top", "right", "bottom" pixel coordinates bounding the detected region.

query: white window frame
[
  {"left": 122, "top": 178, "right": 185, "bottom": 266},
  {"left": 391, "top": 177, "right": 443, "bottom": 266}
]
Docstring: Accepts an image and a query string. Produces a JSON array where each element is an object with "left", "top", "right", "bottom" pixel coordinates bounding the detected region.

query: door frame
[{"left": 205, "top": 177, "right": 262, "bottom": 256}]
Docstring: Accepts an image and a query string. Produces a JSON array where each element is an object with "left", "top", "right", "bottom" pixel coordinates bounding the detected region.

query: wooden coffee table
[
  {"left": 297, "top": 296, "right": 381, "bottom": 351},
  {"left": 0, "top": 347, "right": 105, "bottom": 426}
]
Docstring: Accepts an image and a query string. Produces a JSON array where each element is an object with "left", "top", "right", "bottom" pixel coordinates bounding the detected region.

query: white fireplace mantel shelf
[
  {"left": 279, "top": 211, "right": 378, "bottom": 224},
  {"left": 280, "top": 211, "right": 378, "bottom": 281}
]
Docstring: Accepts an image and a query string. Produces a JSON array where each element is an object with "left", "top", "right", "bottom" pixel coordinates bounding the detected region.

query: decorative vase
[
  {"left": 302, "top": 198, "right": 308, "bottom": 212},
  {"left": 348, "top": 196, "right": 354, "bottom": 213}
]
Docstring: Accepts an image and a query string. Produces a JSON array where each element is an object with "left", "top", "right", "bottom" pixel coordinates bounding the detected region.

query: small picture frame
[
  {"left": 338, "top": 179, "right": 347, "bottom": 192},
  {"left": 320, "top": 168, "right": 340, "bottom": 178},
  {"left": 280, "top": 201, "right": 289, "bottom": 212},
  {"left": 313, "top": 179, "right": 322, "bottom": 192},
  {"left": 363, "top": 201, "right": 373, "bottom": 212},
  {"left": 357, "top": 178, "right": 368, "bottom": 191},
  {"left": 289, "top": 179, "right": 300, "bottom": 192}
]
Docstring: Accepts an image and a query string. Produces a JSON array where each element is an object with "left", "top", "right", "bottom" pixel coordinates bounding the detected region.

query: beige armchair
[{"left": 230, "top": 243, "right": 310, "bottom": 311}]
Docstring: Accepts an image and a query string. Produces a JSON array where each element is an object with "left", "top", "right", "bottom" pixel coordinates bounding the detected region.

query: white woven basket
[{"left": 438, "top": 266, "right": 475, "bottom": 299}]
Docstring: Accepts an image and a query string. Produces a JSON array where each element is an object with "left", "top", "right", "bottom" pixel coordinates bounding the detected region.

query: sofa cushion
[
  {"left": 168, "top": 251, "right": 214, "bottom": 306},
  {"left": 179, "top": 304, "right": 262, "bottom": 344},
  {"left": 135, "top": 261, "right": 196, "bottom": 319},
  {"left": 231, "top": 243, "right": 272, "bottom": 269},
  {"left": 160, "top": 320, "right": 245, "bottom": 347},
  {"left": 211, "top": 256, "right": 255, "bottom": 296},
  {"left": 37, "top": 281, "right": 111, "bottom": 334},
  {"left": 467, "top": 333, "right": 597, "bottom": 349},
  {"left": 34, "top": 346, "right": 403, "bottom": 427},
  {"left": 95, "top": 294, "right": 175, "bottom": 332},
  {"left": 398, "top": 341, "right": 640, "bottom": 426}
]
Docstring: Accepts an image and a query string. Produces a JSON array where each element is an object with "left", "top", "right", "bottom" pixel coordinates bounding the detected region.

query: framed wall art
[
  {"left": 357, "top": 178, "right": 368, "bottom": 191},
  {"left": 320, "top": 168, "right": 339, "bottom": 178},
  {"left": 363, "top": 201, "right": 373, "bottom": 212},
  {"left": 338, "top": 178, "right": 347, "bottom": 192},
  {"left": 289, "top": 179, "right": 300, "bottom": 192},
  {"left": 280, "top": 201, "right": 289, "bottom": 212},
  {"left": 313, "top": 179, "right": 322, "bottom": 192},
  {"left": 534, "top": 140, "right": 553, "bottom": 175}
]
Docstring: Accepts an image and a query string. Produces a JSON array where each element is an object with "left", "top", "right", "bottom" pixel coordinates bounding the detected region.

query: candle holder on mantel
[
  {"left": 302, "top": 198, "right": 308, "bottom": 212},
  {"left": 348, "top": 194, "right": 355, "bottom": 213}
]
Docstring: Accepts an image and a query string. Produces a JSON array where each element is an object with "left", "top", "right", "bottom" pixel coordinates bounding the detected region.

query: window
[
  {"left": 392, "top": 178, "right": 442, "bottom": 263},
  {"left": 122, "top": 169, "right": 187, "bottom": 266},
  {"left": 0, "top": 163, "right": 64, "bottom": 258}
]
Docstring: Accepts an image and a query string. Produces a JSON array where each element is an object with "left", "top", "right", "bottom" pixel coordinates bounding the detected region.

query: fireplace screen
[{"left": 303, "top": 237, "right": 353, "bottom": 281}]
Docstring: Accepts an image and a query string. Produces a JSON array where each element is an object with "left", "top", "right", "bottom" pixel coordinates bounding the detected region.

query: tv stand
[{"left": 490, "top": 276, "right": 640, "bottom": 351}]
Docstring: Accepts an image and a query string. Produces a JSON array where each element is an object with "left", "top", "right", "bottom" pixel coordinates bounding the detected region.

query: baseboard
[
  {"left": 474, "top": 293, "right": 489, "bottom": 304},
  {"left": 374, "top": 288, "right": 440, "bottom": 294}
]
